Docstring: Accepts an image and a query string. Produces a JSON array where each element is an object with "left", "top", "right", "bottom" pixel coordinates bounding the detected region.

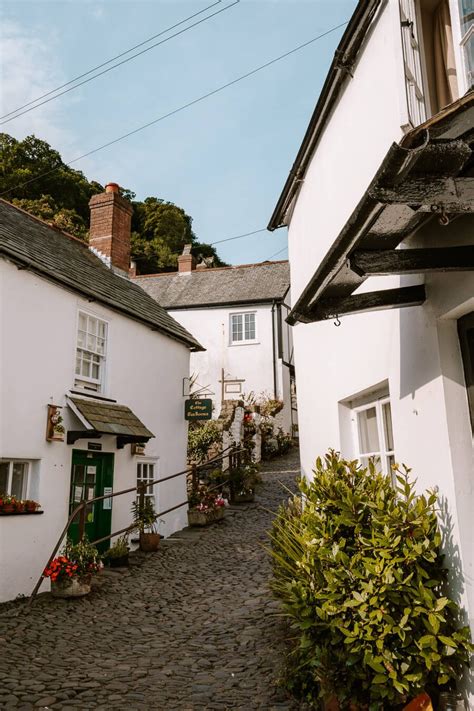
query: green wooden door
[{"left": 69, "top": 451, "right": 114, "bottom": 553}]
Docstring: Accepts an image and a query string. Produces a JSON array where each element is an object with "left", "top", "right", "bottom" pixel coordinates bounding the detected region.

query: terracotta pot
[
  {"left": 14, "top": 503, "right": 26, "bottom": 513},
  {"left": 187, "top": 507, "right": 225, "bottom": 527},
  {"left": 403, "top": 693, "right": 433, "bottom": 711},
  {"left": 1, "top": 504, "right": 15, "bottom": 514},
  {"left": 26, "top": 503, "right": 38, "bottom": 512},
  {"left": 139, "top": 532, "right": 160, "bottom": 552},
  {"left": 51, "top": 576, "right": 91, "bottom": 598}
]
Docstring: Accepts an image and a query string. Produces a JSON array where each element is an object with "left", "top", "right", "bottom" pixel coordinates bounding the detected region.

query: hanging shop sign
[
  {"left": 184, "top": 398, "right": 212, "bottom": 421},
  {"left": 46, "top": 405, "right": 65, "bottom": 442}
]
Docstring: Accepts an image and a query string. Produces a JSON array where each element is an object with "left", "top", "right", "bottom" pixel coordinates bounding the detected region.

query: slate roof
[
  {"left": 0, "top": 200, "right": 203, "bottom": 351},
  {"left": 134, "top": 261, "right": 290, "bottom": 309},
  {"left": 69, "top": 398, "right": 154, "bottom": 438}
]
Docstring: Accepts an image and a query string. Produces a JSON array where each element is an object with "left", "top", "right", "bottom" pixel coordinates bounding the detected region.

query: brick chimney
[
  {"left": 89, "top": 183, "right": 133, "bottom": 273},
  {"left": 178, "top": 244, "right": 196, "bottom": 273}
]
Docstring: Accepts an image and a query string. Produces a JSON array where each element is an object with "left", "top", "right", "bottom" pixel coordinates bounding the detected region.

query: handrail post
[
  {"left": 191, "top": 463, "right": 198, "bottom": 493},
  {"left": 78, "top": 501, "right": 86, "bottom": 542},
  {"left": 138, "top": 481, "right": 145, "bottom": 510}
]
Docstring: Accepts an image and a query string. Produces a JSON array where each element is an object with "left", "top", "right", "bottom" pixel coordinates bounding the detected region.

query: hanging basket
[{"left": 50, "top": 575, "right": 92, "bottom": 598}]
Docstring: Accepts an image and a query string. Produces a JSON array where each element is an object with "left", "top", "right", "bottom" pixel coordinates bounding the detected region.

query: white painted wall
[
  {"left": 0, "top": 259, "right": 191, "bottom": 602},
  {"left": 169, "top": 303, "right": 293, "bottom": 430},
  {"left": 281, "top": 0, "right": 474, "bottom": 699}
]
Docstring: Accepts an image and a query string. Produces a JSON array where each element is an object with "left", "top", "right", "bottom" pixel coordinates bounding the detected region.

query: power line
[
  {"left": 265, "top": 245, "right": 288, "bottom": 261},
  {"left": 0, "top": 1, "right": 239, "bottom": 126},
  {"left": 0, "top": 20, "right": 348, "bottom": 198},
  {"left": 210, "top": 228, "right": 267, "bottom": 245}
]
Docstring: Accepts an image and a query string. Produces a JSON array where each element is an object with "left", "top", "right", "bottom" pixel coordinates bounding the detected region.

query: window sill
[
  {"left": 0, "top": 510, "right": 44, "bottom": 516},
  {"left": 229, "top": 341, "right": 260, "bottom": 347}
]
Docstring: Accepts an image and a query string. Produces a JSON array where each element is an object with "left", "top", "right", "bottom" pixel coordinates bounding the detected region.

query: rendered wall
[{"left": 0, "top": 259, "right": 191, "bottom": 602}]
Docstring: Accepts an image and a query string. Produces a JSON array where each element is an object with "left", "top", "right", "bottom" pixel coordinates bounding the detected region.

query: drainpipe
[{"left": 271, "top": 301, "right": 278, "bottom": 399}]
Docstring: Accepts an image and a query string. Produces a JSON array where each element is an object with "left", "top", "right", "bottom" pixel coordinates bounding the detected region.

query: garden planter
[
  {"left": 0, "top": 504, "right": 15, "bottom": 514},
  {"left": 139, "top": 532, "right": 160, "bottom": 552},
  {"left": 109, "top": 554, "right": 129, "bottom": 568},
  {"left": 51, "top": 576, "right": 91, "bottom": 598},
  {"left": 187, "top": 507, "right": 225, "bottom": 527},
  {"left": 231, "top": 491, "right": 255, "bottom": 504},
  {"left": 26, "top": 503, "right": 38, "bottom": 513}
]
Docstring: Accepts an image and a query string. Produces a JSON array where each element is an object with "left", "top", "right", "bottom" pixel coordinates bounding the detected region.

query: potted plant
[
  {"left": 229, "top": 462, "right": 262, "bottom": 503},
  {"left": 187, "top": 483, "right": 226, "bottom": 526},
  {"left": 14, "top": 499, "right": 26, "bottom": 513},
  {"left": 44, "top": 537, "right": 100, "bottom": 598},
  {"left": 104, "top": 534, "right": 130, "bottom": 567},
  {"left": 0, "top": 494, "right": 17, "bottom": 514},
  {"left": 24, "top": 499, "right": 40, "bottom": 512},
  {"left": 131, "top": 498, "right": 160, "bottom": 552}
]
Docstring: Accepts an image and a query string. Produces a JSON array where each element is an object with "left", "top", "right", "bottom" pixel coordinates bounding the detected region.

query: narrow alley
[{"left": 0, "top": 450, "right": 301, "bottom": 710}]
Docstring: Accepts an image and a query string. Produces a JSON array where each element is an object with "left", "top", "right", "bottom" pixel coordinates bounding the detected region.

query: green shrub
[
  {"left": 270, "top": 451, "right": 472, "bottom": 710},
  {"left": 187, "top": 420, "right": 222, "bottom": 463}
]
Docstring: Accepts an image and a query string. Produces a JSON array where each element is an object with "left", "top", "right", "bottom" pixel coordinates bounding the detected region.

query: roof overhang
[
  {"left": 287, "top": 94, "right": 474, "bottom": 326},
  {"left": 67, "top": 396, "right": 154, "bottom": 448}
]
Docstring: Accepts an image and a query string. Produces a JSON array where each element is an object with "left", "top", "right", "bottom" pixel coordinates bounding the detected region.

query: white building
[
  {"left": 268, "top": 0, "right": 473, "bottom": 696},
  {"left": 134, "top": 250, "right": 296, "bottom": 433},
  {"left": 0, "top": 185, "right": 202, "bottom": 602}
]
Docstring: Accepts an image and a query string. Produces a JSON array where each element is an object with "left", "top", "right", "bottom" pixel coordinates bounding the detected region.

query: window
[
  {"left": 136, "top": 461, "right": 156, "bottom": 506},
  {"left": 0, "top": 461, "right": 29, "bottom": 498},
  {"left": 458, "top": 311, "right": 474, "bottom": 432},
  {"left": 400, "top": 0, "right": 428, "bottom": 125},
  {"left": 458, "top": 0, "right": 474, "bottom": 88},
  {"left": 230, "top": 312, "right": 256, "bottom": 344},
  {"left": 75, "top": 312, "right": 107, "bottom": 391},
  {"left": 353, "top": 398, "right": 395, "bottom": 481}
]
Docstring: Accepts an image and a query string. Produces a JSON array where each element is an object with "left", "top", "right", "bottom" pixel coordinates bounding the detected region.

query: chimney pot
[{"left": 105, "top": 182, "right": 120, "bottom": 193}]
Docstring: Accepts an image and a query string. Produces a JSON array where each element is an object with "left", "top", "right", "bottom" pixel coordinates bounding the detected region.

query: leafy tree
[{"left": 0, "top": 132, "right": 226, "bottom": 273}]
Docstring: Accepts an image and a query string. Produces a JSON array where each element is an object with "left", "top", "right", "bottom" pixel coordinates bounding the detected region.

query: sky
[{"left": 1, "top": 0, "right": 357, "bottom": 265}]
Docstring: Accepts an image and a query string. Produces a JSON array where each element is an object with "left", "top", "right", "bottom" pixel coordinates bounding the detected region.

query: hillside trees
[{"left": 0, "top": 132, "right": 225, "bottom": 273}]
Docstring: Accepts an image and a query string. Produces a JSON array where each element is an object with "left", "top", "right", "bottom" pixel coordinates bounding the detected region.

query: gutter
[
  {"left": 268, "top": 0, "right": 383, "bottom": 231},
  {"left": 271, "top": 300, "right": 278, "bottom": 399}
]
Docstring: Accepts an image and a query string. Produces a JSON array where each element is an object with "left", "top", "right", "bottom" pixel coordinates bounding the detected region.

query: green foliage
[
  {"left": 187, "top": 421, "right": 222, "bottom": 464},
  {"left": 131, "top": 497, "right": 159, "bottom": 534},
  {"left": 64, "top": 537, "right": 101, "bottom": 576},
  {"left": 1, "top": 132, "right": 226, "bottom": 273},
  {"left": 270, "top": 451, "right": 473, "bottom": 709},
  {"left": 276, "top": 428, "right": 293, "bottom": 456},
  {"left": 229, "top": 462, "right": 262, "bottom": 496},
  {"left": 105, "top": 535, "right": 130, "bottom": 559}
]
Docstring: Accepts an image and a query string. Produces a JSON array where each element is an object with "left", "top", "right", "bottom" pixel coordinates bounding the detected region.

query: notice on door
[
  {"left": 103, "top": 486, "right": 113, "bottom": 510},
  {"left": 74, "top": 486, "right": 83, "bottom": 503}
]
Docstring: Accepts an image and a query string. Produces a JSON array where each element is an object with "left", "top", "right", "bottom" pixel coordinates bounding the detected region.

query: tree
[{"left": 0, "top": 132, "right": 226, "bottom": 273}]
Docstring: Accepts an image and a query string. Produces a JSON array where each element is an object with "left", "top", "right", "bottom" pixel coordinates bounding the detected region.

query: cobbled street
[{"left": 0, "top": 450, "right": 301, "bottom": 711}]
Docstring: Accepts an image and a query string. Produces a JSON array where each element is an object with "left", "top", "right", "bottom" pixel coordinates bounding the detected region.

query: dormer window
[{"left": 75, "top": 312, "right": 107, "bottom": 392}]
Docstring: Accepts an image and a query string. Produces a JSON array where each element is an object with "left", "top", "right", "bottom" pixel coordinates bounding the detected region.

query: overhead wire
[
  {"left": 265, "top": 245, "right": 288, "bottom": 261},
  {"left": 0, "top": 1, "right": 239, "bottom": 126},
  {"left": 210, "top": 228, "right": 267, "bottom": 245},
  {"left": 0, "top": 19, "right": 348, "bottom": 198}
]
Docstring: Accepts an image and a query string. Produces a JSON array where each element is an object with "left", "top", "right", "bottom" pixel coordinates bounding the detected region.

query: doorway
[{"left": 69, "top": 450, "right": 114, "bottom": 552}]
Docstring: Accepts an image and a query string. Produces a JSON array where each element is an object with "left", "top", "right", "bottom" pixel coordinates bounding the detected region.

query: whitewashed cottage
[
  {"left": 0, "top": 185, "right": 202, "bottom": 602},
  {"left": 268, "top": 0, "right": 473, "bottom": 697},
  {"left": 134, "top": 250, "right": 296, "bottom": 433}
]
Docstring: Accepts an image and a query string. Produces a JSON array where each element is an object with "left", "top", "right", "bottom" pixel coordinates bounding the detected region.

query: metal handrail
[{"left": 25, "top": 444, "right": 244, "bottom": 611}]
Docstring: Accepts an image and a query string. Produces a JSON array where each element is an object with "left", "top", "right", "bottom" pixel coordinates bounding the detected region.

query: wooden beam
[
  {"left": 306, "top": 285, "right": 426, "bottom": 322},
  {"left": 350, "top": 246, "right": 474, "bottom": 276},
  {"left": 370, "top": 176, "right": 474, "bottom": 213}
]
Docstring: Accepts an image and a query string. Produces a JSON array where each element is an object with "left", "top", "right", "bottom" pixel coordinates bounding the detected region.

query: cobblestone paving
[{"left": 0, "top": 450, "right": 301, "bottom": 710}]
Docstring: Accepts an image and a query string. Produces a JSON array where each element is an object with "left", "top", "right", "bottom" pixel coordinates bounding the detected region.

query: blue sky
[{"left": 1, "top": 0, "right": 356, "bottom": 265}]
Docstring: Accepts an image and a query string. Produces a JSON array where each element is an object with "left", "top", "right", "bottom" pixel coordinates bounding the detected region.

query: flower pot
[
  {"left": 14, "top": 503, "right": 26, "bottom": 513},
  {"left": 231, "top": 491, "right": 255, "bottom": 504},
  {"left": 26, "top": 503, "right": 38, "bottom": 512},
  {"left": 109, "top": 553, "right": 129, "bottom": 568},
  {"left": 1, "top": 504, "right": 15, "bottom": 514},
  {"left": 403, "top": 693, "right": 433, "bottom": 711},
  {"left": 51, "top": 576, "right": 91, "bottom": 598},
  {"left": 139, "top": 532, "right": 160, "bottom": 552},
  {"left": 187, "top": 507, "right": 225, "bottom": 527}
]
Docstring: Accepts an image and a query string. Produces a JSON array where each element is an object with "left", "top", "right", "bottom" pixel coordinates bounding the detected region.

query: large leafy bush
[
  {"left": 270, "top": 451, "right": 472, "bottom": 709},
  {"left": 187, "top": 421, "right": 222, "bottom": 464}
]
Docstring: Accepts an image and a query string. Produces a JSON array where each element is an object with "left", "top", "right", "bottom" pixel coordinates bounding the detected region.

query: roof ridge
[
  {"left": 0, "top": 198, "right": 89, "bottom": 247},
  {"left": 134, "top": 259, "right": 289, "bottom": 279}
]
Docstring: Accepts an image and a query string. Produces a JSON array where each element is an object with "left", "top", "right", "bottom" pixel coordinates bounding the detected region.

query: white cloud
[{"left": 0, "top": 20, "right": 94, "bottom": 172}]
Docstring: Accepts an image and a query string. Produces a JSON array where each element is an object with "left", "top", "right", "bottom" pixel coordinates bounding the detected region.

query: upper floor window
[
  {"left": 353, "top": 397, "right": 395, "bottom": 482},
  {"left": 75, "top": 312, "right": 107, "bottom": 392},
  {"left": 0, "top": 461, "right": 29, "bottom": 498},
  {"left": 458, "top": 0, "right": 474, "bottom": 88},
  {"left": 230, "top": 312, "right": 257, "bottom": 345}
]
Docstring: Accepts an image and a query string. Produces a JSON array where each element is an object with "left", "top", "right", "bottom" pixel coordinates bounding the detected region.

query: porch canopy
[
  {"left": 287, "top": 93, "right": 474, "bottom": 326},
  {"left": 67, "top": 397, "right": 154, "bottom": 448}
]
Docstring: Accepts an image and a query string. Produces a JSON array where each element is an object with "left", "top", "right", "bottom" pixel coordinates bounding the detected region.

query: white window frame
[
  {"left": 229, "top": 311, "right": 258, "bottom": 346},
  {"left": 0, "top": 460, "right": 30, "bottom": 499},
  {"left": 74, "top": 311, "right": 108, "bottom": 392},
  {"left": 399, "top": 0, "right": 428, "bottom": 127},
  {"left": 136, "top": 459, "right": 158, "bottom": 509},
  {"left": 352, "top": 397, "right": 395, "bottom": 482}
]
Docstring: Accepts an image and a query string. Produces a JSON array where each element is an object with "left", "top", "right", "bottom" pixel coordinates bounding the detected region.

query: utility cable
[
  {"left": 265, "top": 245, "right": 288, "bottom": 261},
  {"left": 210, "top": 228, "right": 267, "bottom": 245},
  {"left": 0, "top": 20, "right": 348, "bottom": 197},
  {"left": 0, "top": 0, "right": 238, "bottom": 125}
]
